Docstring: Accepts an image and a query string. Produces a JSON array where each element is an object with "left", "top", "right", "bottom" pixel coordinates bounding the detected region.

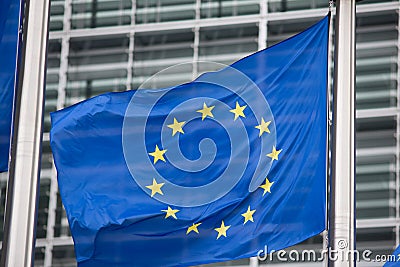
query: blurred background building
[{"left": 0, "top": 0, "right": 399, "bottom": 266}]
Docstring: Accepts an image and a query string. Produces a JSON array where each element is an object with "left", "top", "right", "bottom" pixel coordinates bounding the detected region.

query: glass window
[
  {"left": 133, "top": 30, "right": 194, "bottom": 88},
  {"left": 259, "top": 235, "right": 323, "bottom": 264},
  {"left": 200, "top": 0, "right": 259, "bottom": 19},
  {"left": 54, "top": 193, "right": 72, "bottom": 238},
  {"left": 66, "top": 35, "right": 129, "bottom": 103},
  {"left": 358, "top": 0, "right": 398, "bottom": 4},
  {"left": 50, "top": 0, "right": 64, "bottom": 31},
  {"left": 356, "top": 116, "right": 397, "bottom": 219},
  {"left": 34, "top": 247, "right": 46, "bottom": 267},
  {"left": 136, "top": 0, "right": 195, "bottom": 24},
  {"left": 45, "top": 40, "right": 61, "bottom": 132},
  {"left": 357, "top": 227, "right": 396, "bottom": 263},
  {"left": 268, "top": 0, "right": 327, "bottom": 13},
  {"left": 356, "top": 12, "right": 398, "bottom": 109},
  {"left": 199, "top": 23, "right": 258, "bottom": 63},
  {"left": 37, "top": 179, "right": 51, "bottom": 239},
  {"left": 52, "top": 245, "right": 77, "bottom": 267},
  {"left": 267, "top": 17, "right": 320, "bottom": 47},
  {"left": 71, "top": 0, "right": 132, "bottom": 29},
  {"left": 0, "top": 179, "right": 7, "bottom": 241}
]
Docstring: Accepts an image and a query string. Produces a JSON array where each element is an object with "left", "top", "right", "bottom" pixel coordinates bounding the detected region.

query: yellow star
[
  {"left": 167, "top": 118, "right": 185, "bottom": 136},
  {"left": 186, "top": 222, "right": 202, "bottom": 234},
  {"left": 259, "top": 177, "right": 274, "bottom": 196},
  {"left": 214, "top": 220, "right": 231, "bottom": 239},
  {"left": 241, "top": 206, "right": 256, "bottom": 224},
  {"left": 229, "top": 101, "right": 247, "bottom": 121},
  {"left": 196, "top": 103, "right": 215, "bottom": 120},
  {"left": 161, "top": 206, "right": 179, "bottom": 219},
  {"left": 267, "top": 146, "right": 282, "bottom": 162},
  {"left": 255, "top": 118, "right": 271, "bottom": 136},
  {"left": 145, "top": 178, "right": 164, "bottom": 197},
  {"left": 148, "top": 145, "right": 167, "bottom": 164}
]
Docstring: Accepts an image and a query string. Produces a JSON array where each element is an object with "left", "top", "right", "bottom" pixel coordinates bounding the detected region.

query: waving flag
[
  {"left": 0, "top": 0, "right": 21, "bottom": 172},
  {"left": 50, "top": 16, "right": 329, "bottom": 267}
]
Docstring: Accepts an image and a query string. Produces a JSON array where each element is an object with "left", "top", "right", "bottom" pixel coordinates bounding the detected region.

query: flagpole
[
  {"left": 1, "top": 0, "right": 50, "bottom": 266},
  {"left": 330, "top": 1, "right": 356, "bottom": 267}
]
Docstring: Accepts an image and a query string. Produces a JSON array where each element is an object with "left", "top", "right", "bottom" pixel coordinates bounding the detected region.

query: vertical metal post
[
  {"left": 249, "top": 2, "right": 267, "bottom": 266},
  {"left": 1, "top": 0, "right": 50, "bottom": 266},
  {"left": 192, "top": 0, "right": 201, "bottom": 80},
  {"left": 258, "top": 0, "right": 267, "bottom": 51},
  {"left": 325, "top": 8, "right": 334, "bottom": 267},
  {"left": 395, "top": 3, "right": 400, "bottom": 247},
  {"left": 126, "top": 0, "right": 136, "bottom": 91},
  {"left": 43, "top": 1, "right": 72, "bottom": 263},
  {"left": 249, "top": 256, "right": 259, "bottom": 267},
  {"left": 330, "top": 1, "right": 356, "bottom": 267}
]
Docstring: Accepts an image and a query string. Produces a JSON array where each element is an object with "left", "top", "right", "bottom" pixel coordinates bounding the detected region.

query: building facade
[{"left": 0, "top": 0, "right": 399, "bottom": 266}]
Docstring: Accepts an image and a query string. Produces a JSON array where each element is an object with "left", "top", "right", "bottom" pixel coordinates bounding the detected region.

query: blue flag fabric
[
  {"left": 50, "top": 16, "right": 329, "bottom": 267},
  {"left": 0, "top": 0, "right": 21, "bottom": 172},
  {"left": 384, "top": 245, "right": 400, "bottom": 266}
]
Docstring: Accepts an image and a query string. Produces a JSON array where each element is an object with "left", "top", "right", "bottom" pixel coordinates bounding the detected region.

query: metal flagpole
[
  {"left": 330, "top": 1, "right": 356, "bottom": 267},
  {"left": 1, "top": 0, "right": 50, "bottom": 265}
]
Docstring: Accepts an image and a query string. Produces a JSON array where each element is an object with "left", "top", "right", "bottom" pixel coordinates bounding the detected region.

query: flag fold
[{"left": 0, "top": 0, "right": 21, "bottom": 172}]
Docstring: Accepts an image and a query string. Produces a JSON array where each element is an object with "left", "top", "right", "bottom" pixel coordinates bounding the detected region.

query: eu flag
[
  {"left": 0, "top": 0, "right": 21, "bottom": 172},
  {"left": 50, "top": 16, "right": 329, "bottom": 266}
]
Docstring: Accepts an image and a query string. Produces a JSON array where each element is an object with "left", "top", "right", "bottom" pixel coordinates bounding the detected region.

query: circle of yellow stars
[{"left": 145, "top": 101, "right": 281, "bottom": 239}]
